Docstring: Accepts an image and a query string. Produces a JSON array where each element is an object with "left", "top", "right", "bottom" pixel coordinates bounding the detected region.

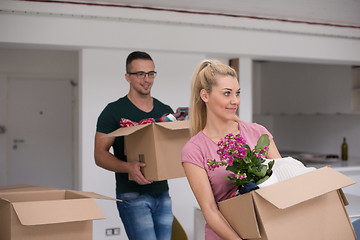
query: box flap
[
  {"left": 155, "top": 120, "right": 189, "bottom": 130},
  {"left": 67, "top": 190, "right": 121, "bottom": 202},
  {"left": 255, "top": 167, "right": 356, "bottom": 209},
  {"left": 104, "top": 123, "right": 151, "bottom": 138},
  {"left": 0, "top": 184, "right": 34, "bottom": 191},
  {"left": 0, "top": 189, "right": 66, "bottom": 203},
  {"left": 104, "top": 121, "right": 189, "bottom": 138},
  {"left": 0, "top": 184, "right": 57, "bottom": 193},
  {"left": 12, "top": 198, "right": 105, "bottom": 226}
]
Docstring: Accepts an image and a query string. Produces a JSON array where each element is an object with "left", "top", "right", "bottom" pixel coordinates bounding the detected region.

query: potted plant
[{"left": 207, "top": 133, "right": 275, "bottom": 196}]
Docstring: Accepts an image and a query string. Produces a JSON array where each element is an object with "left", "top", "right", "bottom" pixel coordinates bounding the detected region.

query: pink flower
[
  {"left": 237, "top": 173, "right": 247, "bottom": 180},
  {"left": 206, "top": 133, "right": 273, "bottom": 189}
]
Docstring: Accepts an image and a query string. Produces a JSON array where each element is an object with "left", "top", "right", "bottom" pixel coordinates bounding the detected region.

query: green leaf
[
  {"left": 242, "top": 157, "right": 251, "bottom": 164},
  {"left": 256, "top": 175, "right": 269, "bottom": 185},
  {"left": 225, "top": 176, "right": 236, "bottom": 181},
  {"left": 255, "top": 134, "right": 270, "bottom": 150},
  {"left": 226, "top": 165, "right": 238, "bottom": 174},
  {"left": 248, "top": 165, "right": 267, "bottom": 177},
  {"left": 267, "top": 160, "right": 275, "bottom": 175}
]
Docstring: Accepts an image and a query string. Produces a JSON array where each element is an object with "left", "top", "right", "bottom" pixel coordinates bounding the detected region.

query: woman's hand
[{"left": 183, "top": 162, "right": 243, "bottom": 240}]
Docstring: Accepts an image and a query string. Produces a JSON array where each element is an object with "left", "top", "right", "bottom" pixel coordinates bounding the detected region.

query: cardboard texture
[
  {"left": 0, "top": 184, "right": 57, "bottom": 192},
  {"left": 0, "top": 185, "right": 117, "bottom": 240},
  {"left": 106, "top": 121, "right": 190, "bottom": 181},
  {"left": 218, "top": 167, "right": 357, "bottom": 240}
]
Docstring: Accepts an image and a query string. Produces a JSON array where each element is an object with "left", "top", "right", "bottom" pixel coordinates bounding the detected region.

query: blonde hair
[{"left": 189, "top": 60, "right": 238, "bottom": 136}]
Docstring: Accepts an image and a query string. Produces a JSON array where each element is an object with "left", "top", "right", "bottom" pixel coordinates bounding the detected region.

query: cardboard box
[
  {"left": 0, "top": 184, "right": 57, "bottom": 192},
  {"left": 218, "top": 167, "right": 357, "bottom": 240},
  {"left": 106, "top": 121, "right": 190, "bottom": 181},
  {"left": 0, "top": 185, "right": 117, "bottom": 240}
]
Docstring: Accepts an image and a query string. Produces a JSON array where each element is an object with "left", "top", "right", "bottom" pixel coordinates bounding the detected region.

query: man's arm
[{"left": 94, "top": 132, "right": 152, "bottom": 185}]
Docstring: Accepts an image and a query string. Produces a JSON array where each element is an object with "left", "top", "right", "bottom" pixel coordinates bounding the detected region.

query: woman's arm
[
  {"left": 267, "top": 139, "right": 282, "bottom": 159},
  {"left": 183, "top": 162, "right": 243, "bottom": 240}
]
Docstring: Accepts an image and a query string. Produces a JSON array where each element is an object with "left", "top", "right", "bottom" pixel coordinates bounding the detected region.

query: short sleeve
[
  {"left": 96, "top": 104, "right": 119, "bottom": 134},
  {"left": 181, "top": 140, "right": 206, "bottom": 170},
  {"left": 254, "top": 123, "right": 273, "bottom": 141},
  {"left": 238, "top": 122, "right": 274, "bottom": 149}
]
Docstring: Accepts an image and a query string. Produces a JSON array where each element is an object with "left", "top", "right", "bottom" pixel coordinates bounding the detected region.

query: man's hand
[
  {"left": 128, "top": 162, "right": 152, "bottom": 185},
  {"left": 94, "top": 132, "right": 152, "bottom": 185}
]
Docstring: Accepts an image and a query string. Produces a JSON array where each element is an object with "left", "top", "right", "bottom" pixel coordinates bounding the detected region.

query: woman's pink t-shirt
[{"left": 181, "top": 121, "right": 273, "bottom": 240}]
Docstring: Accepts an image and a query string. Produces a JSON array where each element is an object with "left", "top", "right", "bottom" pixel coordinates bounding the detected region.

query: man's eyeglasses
[{"left": 127, "top": 71, "right": 157, "bottom": 79}]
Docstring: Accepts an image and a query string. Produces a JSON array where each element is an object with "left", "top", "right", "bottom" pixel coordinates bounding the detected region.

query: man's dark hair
[{"left": 126, "top": 51, "right": 153, "bottom": 73}]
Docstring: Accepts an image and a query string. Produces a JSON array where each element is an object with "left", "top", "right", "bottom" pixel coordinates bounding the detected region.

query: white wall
[{"left": 1, "top": 1, "right": 360, "bottom": 239}]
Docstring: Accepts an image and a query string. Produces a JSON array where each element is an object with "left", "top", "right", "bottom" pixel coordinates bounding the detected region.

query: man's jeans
[{"left": 116, "top": 192, "right": 173, "bottom": 240}]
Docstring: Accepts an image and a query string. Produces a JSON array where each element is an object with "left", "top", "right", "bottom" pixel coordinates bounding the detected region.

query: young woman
[{"left": 182, "top": 60, "right": 281, "bottom": 240}]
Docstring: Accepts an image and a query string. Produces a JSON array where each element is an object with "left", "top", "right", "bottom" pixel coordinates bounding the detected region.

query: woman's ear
[{"left": 200, "top": 89, "right": 209, "bottom": 102}]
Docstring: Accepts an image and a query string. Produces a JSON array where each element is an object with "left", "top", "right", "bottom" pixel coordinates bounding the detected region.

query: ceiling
[{"left": 46, "top": 0, "right": 360, "bottom": 27}]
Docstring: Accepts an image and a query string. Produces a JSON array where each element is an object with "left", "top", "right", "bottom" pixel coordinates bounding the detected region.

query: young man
[{"left": 94, "top": 51, "right": 174, "bottom": 240}]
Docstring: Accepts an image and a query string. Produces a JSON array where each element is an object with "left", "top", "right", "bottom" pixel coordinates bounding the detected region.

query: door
[{"left": 8, "top": 78, "right": 74, "bottom": 189}]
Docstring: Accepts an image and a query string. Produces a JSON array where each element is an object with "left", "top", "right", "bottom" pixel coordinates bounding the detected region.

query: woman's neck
[{"left": 203, "top": 119, "right": 239, "bottom": 142}]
